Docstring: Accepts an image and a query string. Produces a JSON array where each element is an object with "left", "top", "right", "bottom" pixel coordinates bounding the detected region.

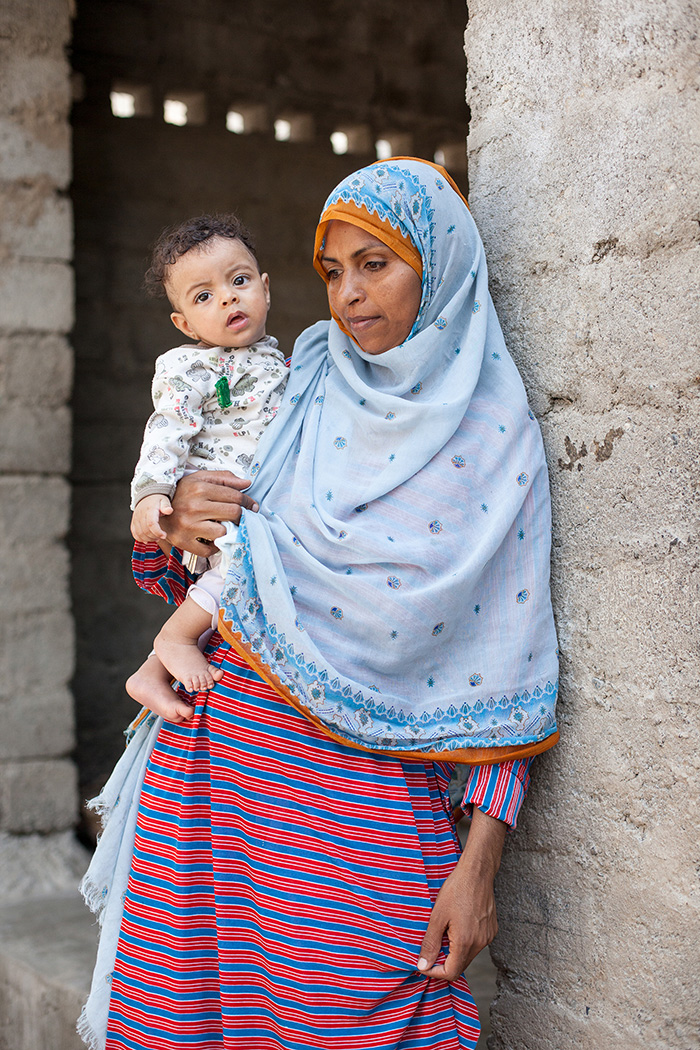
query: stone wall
[
  {"left": 465, "top": 2, "right": 700, "bottom": 1047},
  {"left": 69, "top": 0, "right": 470, "bottom": 796},
  {"left": 0, "top": 0, "right": 79, "bottom": 848}
]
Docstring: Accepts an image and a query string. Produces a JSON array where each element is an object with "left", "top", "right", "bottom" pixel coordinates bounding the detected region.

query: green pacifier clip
[{"left": 215, "top": 376, "right": 232, "bottom": 408}]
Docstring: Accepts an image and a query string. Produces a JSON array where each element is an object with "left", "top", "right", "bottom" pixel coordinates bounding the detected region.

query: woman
[{"left": 85, "top": 158, "right": 558, "bottom": 1050}]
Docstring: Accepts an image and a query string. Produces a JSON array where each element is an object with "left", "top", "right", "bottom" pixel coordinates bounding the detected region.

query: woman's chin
[{"left": 351, "top": 329, "right": 406, "bottom": 356}]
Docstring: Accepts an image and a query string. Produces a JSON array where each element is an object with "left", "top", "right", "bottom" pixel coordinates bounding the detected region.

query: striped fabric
[
  {"left": 461, "top": 760, "right": 531, "bottom": 830},
  {"left": 106, "top": 545, "right": 533, "bottom": 1048},
  {"left": 132, "top": 543, "right": 193, "bottom": 606}
]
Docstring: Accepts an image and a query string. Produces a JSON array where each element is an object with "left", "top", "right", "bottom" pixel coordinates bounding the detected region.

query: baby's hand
[{"left": 131, "top": 494, "right": 173, "bottom": 542}]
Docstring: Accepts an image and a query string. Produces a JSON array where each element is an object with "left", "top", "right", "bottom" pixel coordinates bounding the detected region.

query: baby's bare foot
[
  {"left": 126, "top": 666, "right": 195, "bottom": 724},
  {"left": 153, "top": 636, "right": 224, "bottom": 695}
]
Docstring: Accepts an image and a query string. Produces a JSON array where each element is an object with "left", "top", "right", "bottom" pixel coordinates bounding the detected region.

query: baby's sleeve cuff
[{"left": 130, "top": 481, "right": 176, "bottom": 512}]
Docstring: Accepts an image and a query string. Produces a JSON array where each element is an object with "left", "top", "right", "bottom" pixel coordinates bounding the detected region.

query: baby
[{"left": 127, "top": 214, "right": 288, "bottom": 722}]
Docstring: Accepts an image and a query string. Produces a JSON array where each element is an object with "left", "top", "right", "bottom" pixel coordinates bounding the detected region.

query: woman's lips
[
  {"left": 227, "top": 311, "right": 248, "bottom": 331},
  {"left": 347, "top": 315, "right": 379, "bottom": 332}
]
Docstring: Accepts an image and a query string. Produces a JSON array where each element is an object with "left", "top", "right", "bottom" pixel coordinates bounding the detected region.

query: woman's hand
[
  {"left": 417, "top": 807, "right": 507, "bottom": 982},
  {"left": 161, "top": 470, "right": 259, "bottom": 555}
]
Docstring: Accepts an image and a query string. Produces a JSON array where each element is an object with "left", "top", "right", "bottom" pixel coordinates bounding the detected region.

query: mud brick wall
[{"left": 0, "top": 0, "right": 78, "bottom": 837}]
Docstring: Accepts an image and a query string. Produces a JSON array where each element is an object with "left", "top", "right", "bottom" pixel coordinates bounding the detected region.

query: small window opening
[
  {"left": 375, "top": 133, "right": 412, "bottom": 161},
  {"left": 331, "top": 131, "right": 349, "bottom": 155},
  {"left": 111, "top": 92, "right": 135, "bottom": 118},
  {"left": 163, "top": 92, "right": 207, "bottom": 127},
  {"left": 375, "top": 138, "right": 392, "bottom": 160},
  {"left": 330, "top": 125, "right": 372, "bottom": 155},
  {"left": 274, "top": 113, "right": 314, "bottom": 143},
  {"left": 434, "top": 143, "right": 466, "bottom": 175},
  {"left": 110, "top": 82, "right": 152, "bottom": 118},
  {"left": 226, "top": 103, "right": 268, "bottom": 134},
  {"left": 227, "top": 110, "right": 245, "bottom": 134},
  {"left": 274, "top": 119, "right": 292, "bottom": 141}
]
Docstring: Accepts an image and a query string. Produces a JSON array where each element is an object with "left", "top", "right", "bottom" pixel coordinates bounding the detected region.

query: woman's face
[{"left": 320, "top": 221, "right": 422, "bottom": 355}]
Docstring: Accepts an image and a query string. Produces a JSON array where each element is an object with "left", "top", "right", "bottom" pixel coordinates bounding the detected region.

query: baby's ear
[
  {"left": 171, "top": 311, "right": 197, "bottom": 341},
  {"left": 261, "top": 272, "right": 270, "bottom": 308}
]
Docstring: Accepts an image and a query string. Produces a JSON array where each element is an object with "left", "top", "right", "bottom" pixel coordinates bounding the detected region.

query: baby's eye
[
  {"left": 233, "top": 274, "right": 249, "bottom": 286},
  {"left": 195, "top": 291, "right": 212, "bottom": 304}
]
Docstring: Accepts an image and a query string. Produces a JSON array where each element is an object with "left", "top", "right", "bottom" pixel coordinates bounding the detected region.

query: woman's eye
[
  {"left": 325, "top": 269, "right": 341, "bottom": 281},
  {"left": 195, "top": 291, "right": 211, "bottom": 303},
  {"left": 365, "top": 259, "right": 386, "bottom": 272}
]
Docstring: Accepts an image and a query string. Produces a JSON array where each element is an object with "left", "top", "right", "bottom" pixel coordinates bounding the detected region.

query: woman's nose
[{"left": 338, "top": 272, "right": 364, "bottom": 306}]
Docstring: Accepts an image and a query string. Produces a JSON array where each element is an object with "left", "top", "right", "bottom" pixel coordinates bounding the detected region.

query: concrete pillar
[
  {"left": 465, "top": 2, "right": 700, "bottom": 1046},
  {"left": 0, "top": 0, "right": 81, "bottom": 868}
]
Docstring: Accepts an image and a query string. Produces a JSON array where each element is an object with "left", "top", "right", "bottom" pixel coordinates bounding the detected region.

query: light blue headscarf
[{"left": 217, "top": 158, "right": 558, "bottom": 758}]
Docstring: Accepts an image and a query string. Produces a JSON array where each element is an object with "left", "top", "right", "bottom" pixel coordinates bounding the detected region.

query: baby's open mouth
[{"left": 227, "top": 312, "right": 247, "bottom": 329}]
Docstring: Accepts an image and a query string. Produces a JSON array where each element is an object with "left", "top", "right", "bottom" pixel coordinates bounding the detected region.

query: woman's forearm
[{"left": 458, "top": 805, "right": 507, "bottom": 881}]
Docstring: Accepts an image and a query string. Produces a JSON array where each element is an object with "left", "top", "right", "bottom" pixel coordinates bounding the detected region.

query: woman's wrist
[
  {"left": 458, "top": 806, "right": 507, "bottom": 882},
  {"left": 165, "top": 469, "right": 256, "bottom": 553}
]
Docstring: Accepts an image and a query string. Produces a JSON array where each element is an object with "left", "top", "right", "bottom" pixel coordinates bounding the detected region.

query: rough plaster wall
[
  {"left": 70, "top": 0, "right": 470, "bottom": 795},
  {"left": 465, "top": 2, "right": 700, "bottom": 1047},
  {"left": 0, "top": 0, "right": 78, "bottom": 837}
]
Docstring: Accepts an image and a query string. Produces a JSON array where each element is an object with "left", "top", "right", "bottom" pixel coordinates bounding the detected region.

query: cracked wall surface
[
  {"left": 0, "top": 0, "right": 78, "bottom": 840},
  {"left": 465, "top": 2, "right": 700, "bottom": 1047}
]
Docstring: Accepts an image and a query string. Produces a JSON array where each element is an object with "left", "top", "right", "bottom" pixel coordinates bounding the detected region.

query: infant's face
[{"left": 168, "top": 236, "right": 270, "bottom": 349}]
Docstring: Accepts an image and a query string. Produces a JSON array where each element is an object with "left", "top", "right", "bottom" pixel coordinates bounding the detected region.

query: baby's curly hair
[{"left": 145, "top": 213, "right": 258, "bottom": 302}]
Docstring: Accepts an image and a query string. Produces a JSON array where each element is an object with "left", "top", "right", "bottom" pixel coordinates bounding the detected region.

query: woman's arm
[
  {"left": 417, "top": 806, "right": 505, "bottom": 980},
  {"left": 158, "top": 469, "right": 259, "bottom": 556},
  {"left": 132, "top": 470, "right": 260, "bottom": 602},
  {"left": 417, "top": 758, "right": 533, "bottom": 981}
]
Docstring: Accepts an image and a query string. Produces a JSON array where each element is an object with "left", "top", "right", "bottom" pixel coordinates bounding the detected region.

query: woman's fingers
[
  {"left": 416, "top": 897, "right": 476, "bottom": 981},
  {"left": 165, "top": 470, "right": 258, "bottom": 550},
  {"left": 417, "top": 856, "right": 500, "bottom": 982},
  {"left": 417, "top": 905, "right": 446, "bottom": 975},
  {"left": 188, "top": 469, "right": 253, "bottom": 490}
]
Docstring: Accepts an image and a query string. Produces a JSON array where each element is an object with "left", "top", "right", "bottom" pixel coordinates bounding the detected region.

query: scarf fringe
[{"left": 77, "top": 1005, "right": 104, "bottom": 1050}]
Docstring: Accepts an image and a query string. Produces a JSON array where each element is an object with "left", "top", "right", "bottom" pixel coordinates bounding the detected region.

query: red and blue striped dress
[{"left": 105, "top": 545, "right": 531, "bottom": 1050}]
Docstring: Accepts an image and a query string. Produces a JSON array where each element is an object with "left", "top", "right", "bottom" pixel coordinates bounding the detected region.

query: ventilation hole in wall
[
  {"left": 111, "top": 92, "right": 135, "bottom": 118},
  {"left": 375, "top": 133, "right": 412, "bottom": 160},
  {"left": 163, "top": 92, "right": 207, "bottom": 127},
  {"left": 330, "top": 131, "right": 349, "bottom": 154},
  {"left": 226, "top": 103, "right": 268, "bottom": 134},
  {"left": 110, "top": 82, "right": 152, "bottom": 118},
  {"left": 274, "top": 119, "right": 291, "bottom": 141},
  {"left": 331, "top": 125, "right": 372, "bottom": 155},
  {"left": 434, "top": 143, "right": 466, "bottom": 174},
  {"left": 226, "top": 110, "right": 245, "bottom": 133},
  {"left": 375, "top": 138, "right": 392, "bottom": 160},
  {"left": 274, "top": 114, "right": 314, "bottom": 143}
]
